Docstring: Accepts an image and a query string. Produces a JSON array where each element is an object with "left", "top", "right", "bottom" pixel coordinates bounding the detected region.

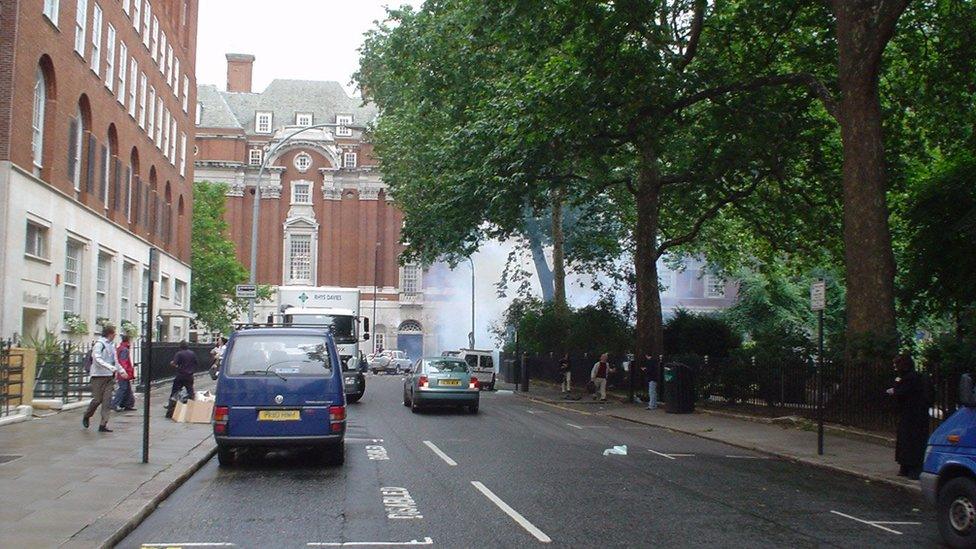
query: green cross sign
[{"left": 298, "top": 292, "right": 309, "bottom": 304}]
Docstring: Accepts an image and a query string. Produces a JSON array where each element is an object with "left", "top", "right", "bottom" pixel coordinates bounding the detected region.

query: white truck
[
  {"left": 275, "top": 286, "right": 370, "bottom": 403},
  {"left": 446, "top": 348, "right": 496, "bottom": 391}
]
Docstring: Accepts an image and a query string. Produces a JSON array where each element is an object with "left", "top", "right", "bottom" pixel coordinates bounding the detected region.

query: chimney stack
[{"left": 225, "top": 53, "right": 255, "bottom": 93}]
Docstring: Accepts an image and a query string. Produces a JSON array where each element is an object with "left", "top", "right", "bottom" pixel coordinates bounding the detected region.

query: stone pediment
[{"left": 283, "top": 215, "right": 318, "bottom": 230}]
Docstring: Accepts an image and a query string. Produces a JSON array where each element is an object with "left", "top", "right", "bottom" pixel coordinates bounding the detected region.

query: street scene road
[{"left": 122, "top": 376, "right": 937, "bottom": 548}]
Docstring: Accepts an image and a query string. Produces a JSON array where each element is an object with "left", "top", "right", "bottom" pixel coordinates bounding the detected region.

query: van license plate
[
  {"left": 258, "top": 410, "right": 300, "bottom": 421},
  {"left": 440, "top": 379, "right": 460, "bottom": 386}
]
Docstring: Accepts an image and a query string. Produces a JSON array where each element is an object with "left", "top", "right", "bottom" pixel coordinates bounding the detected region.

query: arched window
[
  {"left": 107, "top": 124, "right": 120, "bottom": 211},
  {"left": 398, "top": 320, "right": 423, "bottom": 333},
  {"left": 68, "top": 105, "right": 84, "bottom": 190},
  {"left": 164, "top": 182, "right": 172, "bottom": 243},
  {"left": 148, "top": 168, "right": 158, "bottom": 237},
  {"left": 129, "top": 148, "right": 140, "bottom": 223},
  {"left": 31, "top": 67, "right": 46, "bottom": 171},
  {"left": 72, "top": 95, "right": 93, "bottom": 193}
]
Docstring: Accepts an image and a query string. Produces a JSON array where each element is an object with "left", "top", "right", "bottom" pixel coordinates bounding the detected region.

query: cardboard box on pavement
[
  {"left": 172, "top": 400, "right": 189, "bottom": 422},
  {"left": 185, "top": 399, "right": 214, "bottom": 423}
]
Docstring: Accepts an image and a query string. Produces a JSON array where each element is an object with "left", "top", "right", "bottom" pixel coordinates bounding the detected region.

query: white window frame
[
  {"left": 31, "top": 68, "right": 46, "bottom": 170},
  {"left": 195, "top": 102, "right": 202, "bottom": 125},
  {"left": 43, "top": 0, "right": 60, "bottom": 26},
  {"left": 294, "top": 152, "right": 312, "bottom": 172},
  {"left": 101, "top": 137, "right": 110, "bottom": 208},
  {"left": 401, "top": 264, "right": 420, "bottom": 294},
  {"left": 248, "top": 148, "right": 263, "bottom": 166},
  {"left": 291, "top": 181, "right": 311, "bottom": 205},
  {"left": 96, "top": 251, "right": 112, "bottom": 321},
  {"left": 25, "top": 221, "right": 49, "bottom": 260},
  {"left": 117, "top": 42, "right": 128, "bottom": 105},
  {"left": 121, "top": 262, "right": 134, "bottom": 323},
  {"left": 90, "top": 4, "right": 102, "bottom": 75},
  {"left": 161, "top": 33, "right": 169, "bottom": 74},
  {"left": 159, "top": 274, "right": 170, "bottom": 299},
  {"left": 173, "top": 58, "right": 180, "bottom": 95},
  {"left": 288, "top": 234, "right": 313, "bottom": 284},
  {"left": 147, "top": 86, "right": 156, "bottom": 137},
  {"left": 255, "top": 111, "right": 273, "bottom": 134},
  {"left": 142, "top": 3, "right": 151, "bottom": 48},
  {"left": 64, "top": 239, "right": 83, "bottom": 318},
  {"left": 122, "top": 0, "right": 131, "bottom": 16},
  {"left": 704, "top": 274, "right": 726, "bottom": 298},
  {"left": 131, "top": 0, "right": 141, "bottom": 32},
  {"left": 138, "top": 73, "right": 148, "bottom": 127},
  {"left": 179, "top": 132, "right": 187, "bottom": 177},
  {"left": 104, "top": 24, "right": 116, "bottom": 89},
  {"left": 154, "top": 97, "right": 163, "bottom": 146},
  {"left": 150, "top": 15, "right": 159, "bottom": 61},
  {"left": 335, "top": 115, "right": 352, "bottom": 137},
  {"left": 71, "top": 109, "right": 83, "bottom": 190},
  {"left": 74, "top": 0, "right": 88, "bottom": 55},
  {"left": 162, "top": 108, "right": 171, "bottom": 157},
  {"left": 343, "top": 152, "right": 357, "bottom": 168},
  {"left": 296, "top": 113, "right": 313, "bottom": 127},
  {"left": 174, "top": 280, "right": 186, "bottom": 308},
  {"left": 169, "top": 117, "right": 177, "bottom": 164},
  {"left": 165, "top": 42, "right": 172, "bottom": 85},
  {"left": 127, "top": 58, "right": 138, "bottom": 116},
  {"left": 181, "top": 75, "right": 189, "bottom": 112}
]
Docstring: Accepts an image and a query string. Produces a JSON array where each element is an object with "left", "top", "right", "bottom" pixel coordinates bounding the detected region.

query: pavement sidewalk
[
  {"left": 0, "top": 375, "right": 217, "bottom": 549},
  {"left": 514, "top": 381, "right": 919, "bottom": 493}
]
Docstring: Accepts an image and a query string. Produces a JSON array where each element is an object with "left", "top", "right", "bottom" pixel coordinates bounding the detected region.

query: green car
[{"left": 403, "top": 357, "right": 480, "bottom": 414}]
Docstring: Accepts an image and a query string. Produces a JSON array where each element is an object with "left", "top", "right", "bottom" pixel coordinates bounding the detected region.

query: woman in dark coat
[{"left": 888, "top": 353, "right": 930, "bottom": 479}]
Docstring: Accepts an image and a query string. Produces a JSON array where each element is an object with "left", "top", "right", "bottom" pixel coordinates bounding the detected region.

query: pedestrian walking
[
  {"left": 83, "top": 325, "right": 123, "bottom": 432},
  {"left": 642, "top": 353, "right": 660, "bottom": 410},
  {"left": 165, "top": 340, "right": 198, "bottom": 418},
  {"left": 886, "top": 353, "right": 930, "bottom": 480},
  {"left": 558, "top": 353, "right": 572, "bottom": 395},
  {"left": 111, "top": 334, "right": 136, "bottom": 412},
  {"left": 209, "top": 336, "right": 227, "bottom": 380},
  {"left": 590, "top": 353, "right": 614, "bottom": 401}
]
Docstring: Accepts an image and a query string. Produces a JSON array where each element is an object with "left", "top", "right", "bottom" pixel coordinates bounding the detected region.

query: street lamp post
[
  {"left": 247, "top": 123, "right": 345, "bottom": 323},
  {"left": 468, "top": 257, "right": 475, "bottom": 349},
  {"left": 372, "top": 241, "right": 380, "bottom": 353}
]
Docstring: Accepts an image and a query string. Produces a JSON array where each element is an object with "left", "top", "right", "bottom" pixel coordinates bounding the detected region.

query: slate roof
[{"left": 197, "top": 80, "right": 378, "bottom": 133}]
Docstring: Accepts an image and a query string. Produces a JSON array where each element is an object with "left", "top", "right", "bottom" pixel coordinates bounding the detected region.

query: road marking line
[
  {"left": 308, "top": 537, "right": 434, "bottom": 546},
  {"left": 526, "top": 409, "right": 546, "bottom": 414},
  {"left": 471, "top": 481, "right": 552, "bottom": 543},
  {"left": 566, "top": 423, "right": 584, "bottom": 429},
  {"left": 668, "top": 453, "right": 695, "bottom": 457},
  {"left": 724, "top": 454, "right": 768, "bottom": 459},
  {"left": 647, "top": 449, "right": 676, "bottom": 460},
  {"left": 874, "top": 521, "right": 923, "bottom": 525},
  {"left": 527, "top": 398, "right": 592, "bottom": 415},
  {"left": 139, "top": 541, "right": 236, "bottom": 547},
  {"left": 830, "top": 510, "right": 916, "bottom": 535},
  {"left": 422, "top": 440, "right": 457, "bottom": 466}
]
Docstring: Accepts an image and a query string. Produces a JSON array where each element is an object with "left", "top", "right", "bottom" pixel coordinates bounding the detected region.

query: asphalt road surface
[{"left": 121, "top": 375, "right": 940, "bottom": 548}]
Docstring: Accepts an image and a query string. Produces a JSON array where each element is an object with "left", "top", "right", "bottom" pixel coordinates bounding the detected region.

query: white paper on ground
[{"left": 603, "top": 445, "right": 628, "bottom": 456}]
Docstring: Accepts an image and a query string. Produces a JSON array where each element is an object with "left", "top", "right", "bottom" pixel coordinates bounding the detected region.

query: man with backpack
[
  {"left": 83, "top": 325, "right": 124, "bottom": 432},
  {"left": 590, "top": 353, "right": 614, "bottom": 402}
]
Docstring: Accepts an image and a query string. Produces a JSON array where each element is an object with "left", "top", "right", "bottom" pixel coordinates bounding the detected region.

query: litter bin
[{"left": 664, "top": 362, "right": 695, "bottom": 413}]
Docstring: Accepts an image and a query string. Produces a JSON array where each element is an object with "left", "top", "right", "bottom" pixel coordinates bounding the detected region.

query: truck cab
[
  {"left": 281, "top": 307, "right": 368, "bottom": 403},
  {"left": 923, "top": 374, "right": 976, "bottom": 548}
]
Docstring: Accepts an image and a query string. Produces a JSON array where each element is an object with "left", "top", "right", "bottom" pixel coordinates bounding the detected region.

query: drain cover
[{"left": 0, "top": 455, "right": 23, "bottom": 464}]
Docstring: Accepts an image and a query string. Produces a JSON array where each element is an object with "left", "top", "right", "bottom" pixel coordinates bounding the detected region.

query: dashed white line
[
  {"left": 422, "top": 440, "right": 457, "bottom": 466},
  {"left": 308, "top": 538, "right": 434, "bottom": 547},
  {"left": 140, "top": 544, "right": 235, "bottom": 547},
  {"left": 566, "top": 423, "right": 584, "bottom": 430},
  {"left": 471, "top": 481, "right": 552, "bottom": 543},
  {"left": 647, "top": 449, "right": 675, "bottom": 460},
  {"left": 724, "top": 454, "right": 769, "bottom": 459}
]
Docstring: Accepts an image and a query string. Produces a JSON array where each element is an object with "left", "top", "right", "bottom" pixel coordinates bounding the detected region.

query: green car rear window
[{"left": 426, "top": 359, "right": 468, "bottom": 373}]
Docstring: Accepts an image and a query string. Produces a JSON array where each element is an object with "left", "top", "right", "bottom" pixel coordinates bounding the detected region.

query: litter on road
[{"left": 603, "top": 445, "right": 628, "bottom": 456}]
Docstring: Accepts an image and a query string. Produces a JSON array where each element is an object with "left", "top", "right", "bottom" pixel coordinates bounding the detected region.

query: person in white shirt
[
  {"left": 590, "top": 353, "right": 615, "bottom": 401},
  {"left": 83, "top": 325, "right": 124, "bottom": 432}
]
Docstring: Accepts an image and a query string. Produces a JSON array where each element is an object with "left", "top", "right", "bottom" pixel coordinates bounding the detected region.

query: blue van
[
  {"left": 922, "top": 374, "right": 976, "bottom": 548},
  {"left": 213, "top": 327, "right": 346, "bottom": 467}
]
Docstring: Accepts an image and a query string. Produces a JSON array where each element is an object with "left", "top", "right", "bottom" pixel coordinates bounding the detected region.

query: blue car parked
[
  {"left": 213, "top": 327, "right": 346, "bottom": 467},
  {"left": 923, "top": 374, "right": 976, "bottom": 548}
]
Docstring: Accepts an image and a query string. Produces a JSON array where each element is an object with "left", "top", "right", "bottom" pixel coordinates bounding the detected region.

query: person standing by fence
[
  {"left": 111, "top": 334, "right": 136, "bottom": 412},
  {"left": 642, "top": 353, "right": 660, "bottom": 410},
  {"left": 887, "top": 353, "right": 930, "bottom": 480},
  {"left": 559, "top": 353, "right": 572, "bottom": 395},
  {"left": 83, "top": 325, "right": 123, "bottom": 432},
  {"left": 590, "top": 353, "right": 614, "bottom": 402}
]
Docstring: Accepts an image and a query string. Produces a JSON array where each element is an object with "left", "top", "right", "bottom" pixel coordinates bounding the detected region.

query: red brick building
[
  {"left": 195, "top": 54, "right": 434, "bottom": 357},
  {"left": 0, "top": 0, "right": 199, "bottom": 341}
]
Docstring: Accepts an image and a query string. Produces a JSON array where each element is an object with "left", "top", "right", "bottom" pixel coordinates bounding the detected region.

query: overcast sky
[{"left": 195, "top": 1, "right": 421, "bottom": 96}]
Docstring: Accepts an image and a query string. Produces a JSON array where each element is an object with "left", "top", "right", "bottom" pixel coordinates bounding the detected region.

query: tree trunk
[
  {"left": 551, "top": 187, "right": 567, "bottom": 312},
  {"left": 833, "top": 3, "right": 903, "bottom": 356},
  {"left": 525, "top": 223, "right": 555, "bottom": 302},
  {"left": 634, "top": 146, "right": 664, "bottom": 360}
]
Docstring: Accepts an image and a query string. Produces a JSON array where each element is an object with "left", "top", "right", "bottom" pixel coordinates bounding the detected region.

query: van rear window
[{"left": 226, "top": 334, "right": 332, "bottom": 377}]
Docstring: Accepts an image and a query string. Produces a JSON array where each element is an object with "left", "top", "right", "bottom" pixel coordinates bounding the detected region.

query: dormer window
[
  {"left": 336, "top": 115, "right": 352, "bottom": 137},
  {"left": 296, "top": 113, "right": 313, "bottom": 127},
  {"left": 255, "top": 111, "right": 273, "bottom": 134}
]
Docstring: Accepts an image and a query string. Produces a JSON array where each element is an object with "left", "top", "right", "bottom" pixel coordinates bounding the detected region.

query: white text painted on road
[
  {"left": 423, "top": 440, "right": 458, "bottom": 466},
  {"left": 471, "top": 481, "right": 552, "bottom": 543},
  {"left": 140, "top": 544, "right": 236, "bottom": 547},
  {"left": 830, "top": 510, "right": 921, "bottom": 535},
  {"left": 365, "top": 445, "right": 389, "bottom": 460},
  {"left": 308, "top": 537, "right": 434, "bottom": 546},
  {"left": 381, "top": 487, "right": 423, "bottom": 520}
]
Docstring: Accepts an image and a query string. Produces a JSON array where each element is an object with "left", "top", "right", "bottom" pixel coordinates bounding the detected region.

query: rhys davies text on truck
[{"left": 275, "top": 286, "right": 369, "bottom": 403}]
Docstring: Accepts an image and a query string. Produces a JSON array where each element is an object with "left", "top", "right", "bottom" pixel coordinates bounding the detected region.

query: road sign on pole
[
  {"left": 235, "top": 284, "right": 257, "bottom": 299},
  {"left": 810, "top": 280, "right": 826, "bottom": 311}
]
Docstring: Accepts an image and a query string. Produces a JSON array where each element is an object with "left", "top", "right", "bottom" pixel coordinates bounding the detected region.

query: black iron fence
[{"left": 508, "top": 350, "right": 963, "bottom": 434}]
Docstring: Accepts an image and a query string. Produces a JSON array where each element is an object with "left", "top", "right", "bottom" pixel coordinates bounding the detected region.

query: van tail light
[
  {"left": 213, "top": 406, "right": 229, "bottom": 435},
  {"left": 419, "top": 375, "right": 428, "bottom": 388},
  {"left": 330, "top": 405, "right": 346, "bottom": 433},
  {"left": 470, "top": 377, "right": 479, "bottom": 389}
]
